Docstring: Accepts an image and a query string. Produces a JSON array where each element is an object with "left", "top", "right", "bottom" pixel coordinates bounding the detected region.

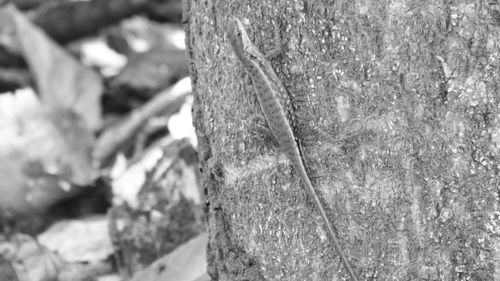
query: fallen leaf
[
  {"left": 129, "top": 233, "right": 207, "bottom": 281},
  {"left": 38, "top": 216, "right": 113, "bottom": 263},
  {"left": 7, "top": 4, "right": 102, "bottom": 130},
  {"left": 0, "top": 90, "right": 95, "bottom": 216}
]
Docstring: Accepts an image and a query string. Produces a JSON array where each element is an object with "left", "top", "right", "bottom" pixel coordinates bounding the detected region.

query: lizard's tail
[{"left": 288, "top": 149, "right": 360, "bottom": 281}]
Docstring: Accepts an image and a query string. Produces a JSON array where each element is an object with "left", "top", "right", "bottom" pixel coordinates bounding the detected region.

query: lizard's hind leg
[{"left": 250, "top": 115, "right": 279, "bottom": 150}]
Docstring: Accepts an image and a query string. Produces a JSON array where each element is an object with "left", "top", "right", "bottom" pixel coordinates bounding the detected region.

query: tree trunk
[{"left": 185, "top": 1, "right": 500, "bottom": 280}]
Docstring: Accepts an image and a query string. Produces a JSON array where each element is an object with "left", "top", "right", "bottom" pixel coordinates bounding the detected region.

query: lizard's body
[{"left": 227, "top": 18, "right": 359, "bottom": 281}]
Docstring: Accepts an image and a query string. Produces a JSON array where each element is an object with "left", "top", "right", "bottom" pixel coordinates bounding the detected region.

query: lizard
[{"left": 227, "top": 18, "right": 359, "bottom": 281}]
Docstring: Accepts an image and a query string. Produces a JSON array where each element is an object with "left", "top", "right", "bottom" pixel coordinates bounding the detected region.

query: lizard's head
[{"left": 227, "top": 18, "right": 253, "bottom": 60}]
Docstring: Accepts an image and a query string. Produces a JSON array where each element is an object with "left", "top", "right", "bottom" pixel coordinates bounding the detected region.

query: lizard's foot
[
  {"left": 250, "top": 116, "right": 278, "bottom": 149},
  {"left": 264, "top": 19, "right": 284, "bottom": 61}
]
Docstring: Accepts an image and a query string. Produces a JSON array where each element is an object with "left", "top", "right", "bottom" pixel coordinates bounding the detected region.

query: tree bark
[{"left": 186, "top": 1, "right": 500, "bottom": 280}]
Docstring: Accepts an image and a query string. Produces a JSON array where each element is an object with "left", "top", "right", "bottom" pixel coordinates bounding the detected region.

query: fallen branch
[{"left": 93, "top": 77, "right": 191, "bottom": 164}]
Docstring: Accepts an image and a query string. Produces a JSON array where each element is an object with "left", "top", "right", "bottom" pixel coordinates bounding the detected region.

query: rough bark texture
[{"left": 186, "top": 0, "right": 500, "bottom": 280}]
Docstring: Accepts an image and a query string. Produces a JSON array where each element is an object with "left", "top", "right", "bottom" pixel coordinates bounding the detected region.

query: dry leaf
[
  {"left": 129, "top": 233, "right": 207, "bottom": 281},
  {"left": 7, "top": 4, "right": 102, "bottom": 130},
  {"left": 0, "top": 90, "right": 95, "bottom": 216},
  {"left": 38, "top": 216, "right": 113, "bottom": 263}
]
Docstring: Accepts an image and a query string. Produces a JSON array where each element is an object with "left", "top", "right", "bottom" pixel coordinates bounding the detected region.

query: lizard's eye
[{"left": 236, "top": 30, "right": 241, "bottom": 38}]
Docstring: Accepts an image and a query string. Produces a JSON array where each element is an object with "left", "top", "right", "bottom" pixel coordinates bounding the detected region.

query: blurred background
[{"left": 0, "top": 0, "right": 207, "bottom": 280}]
